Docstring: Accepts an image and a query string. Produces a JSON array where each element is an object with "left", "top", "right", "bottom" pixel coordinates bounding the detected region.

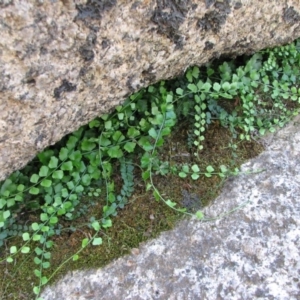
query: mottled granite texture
[
  {"left": 1, "top": 0, "right": 300, "bottom": 180},
  {"left": 41, "top": 117, "right": 300, "bottom": 299}
]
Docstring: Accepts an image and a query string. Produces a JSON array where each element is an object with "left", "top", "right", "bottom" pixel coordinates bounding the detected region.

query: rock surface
[
  {"left": 1, "top": 1, "right": 300, "bottom": 180},
  {"left": 41, "top": 116, "right": 300, "bottom": 299}
]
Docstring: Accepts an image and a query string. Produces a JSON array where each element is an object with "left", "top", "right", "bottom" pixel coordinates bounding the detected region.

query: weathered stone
[
  {"left": 0, "top": 0, "right": 300, "bottom": 180},
  {"left": 40, "top": 115, "right": 300, "bottom": 300}
]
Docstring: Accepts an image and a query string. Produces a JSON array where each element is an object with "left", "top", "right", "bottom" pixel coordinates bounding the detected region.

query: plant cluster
[{"left": 0, "top": 39, "right": 300, "bottom": 299}]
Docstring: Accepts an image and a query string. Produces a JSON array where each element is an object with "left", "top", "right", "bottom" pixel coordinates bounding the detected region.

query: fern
[{"left": 117, "top": 157, "right": 134, "bottom": 209}]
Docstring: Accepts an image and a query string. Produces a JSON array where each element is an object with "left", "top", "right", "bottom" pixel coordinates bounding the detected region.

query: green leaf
[
  {"left": 81, "top": 139, "right": 96, "bottom": 151},
  {"left": 59, "top": 147, "right": 69, "bottom": 161},
  {"left": 48, "top": 156, "right": 58, "bottom": 169},
  {"left": 89, "top": 119, "right": 100, "bottom": 128},
  {"left": 0, "top": 198, "right": 6, "bottom": 209},
  {"left": 10, "top": 246, "right": 17, "bottom": 254},
  {"left": 54, "top": 183, "right": 63, "bottom": 194},
  {"left": 127, "top": 127, "right": 140, "bottom": 138},
  {"left": 213, "top": 82, "right": 221, "bottom": 92},
  {"left": 67, "top": 181, "right": 75, "bottom": 190},
  {"left": 108, "top": 192, "right": 115, "bottom": 203},
  {"left": 191, "top": 173, "right": 199, "bottom": 180},
  {"left": 92, "top": 237, "right": 102, "bottom": 246},
  {"left": 21, "top": 246, "right": 30, "bottom": 254},
  {"left": 69, "top": 150, "right": 82, "bottom": 162},
  {"left": 105, "top": 120, "right": 112, "bottom": 130},
  {"left": 166, "top": 93, "right": 173, "bottom": 103},
  {"left": 73, "top": 254, "right": 79, "bottom": 261},
  {"left": 187, "top": 83, "right": 197, "bottom": 93},
  {"left": 191, "top": 164, "right": 200, "bottom": 173},
  {"left": 39, "top": 166, "right": 49, "bottom": 177},
  {"left": 259, "top": 128, "right": 266, "bottom": 135},
  {"left": 220, "top": 165, "right": 227, "bottom": 173},
  {"left": 22, "top": 232, "right": 30, "bottom": 241},
  {"left": 118, "top": 113, "right": 124, "bottom": 120},
  {"left": 32, "top": 234, "right": 41, "bottom": 241},
  {"left": 148, "top": 128, "right": 157, "bottom": 139},
  {"left": 41, "top": 179, "right": 52, "bottom": 188},
  {"left": 67, "top": 136, "right": 78, "bottom": 150},
  {"left": 29, "top": 187, "right": 40, "bottom": 195},
  {"left": 101, "top": 114, "right": 109, "bottom": 121},
  {"left": 81, "top": 238, "right": 89, "bottom": 248},
  {"left": 6, "top": 257, "right": 13, "bottom": 263},
  {"left": 142, "top": 170, "right": 150, "bottom": 180},
  {"left": 47, "top": 206, "right": 55, "bottom": 214},
  {"left": 41, "top": 276, "right": 48, "bottom": 285},
  {"left": 17, "top": 184, "right": 25, "bottom": 192},
  {"left": 50, "top": 216, "right": 58, "bottom": 225},
  {"left": 124, "top": 141, "right": 136, "bottom": 153},
  {"left": 46, "top": 241, "right": 53, "bottom": 248},
  {"left": 32, "top": 223, "right": 40, "bottom": 231},
  {"left": 151, "top": 105, "right": 159, "bottom": 116},
  {"left": 40, "top": 213, "right": 49, "bottom": 222},
  {"left": 92, "top": 221, "right": 101, "bottom": 231},
  {"left": 166, "top": 199, "right": 176, "bottom": 208},
  {"left": 176, "top": 88, "right": 183, "bottom": 95},
  {"left": 145, "top": 183, "right": 151, "bottom": 192},
  {"left": 138, "top": 137, "right": 153, "bottom": 151},
  {"left": 61, "top": 188, "right": 69, "bottom": 198},
  {"left": 107, "top": 146, "right": 123, "bottom": 158},
  {"left": 33, "top": 286, "right": 40, "bottom": 295},
  {"left": 206, "top": 165, "right": 215, "bottom": 173},
  {"left": 53, "top": 196, "right": 62, "bottom": 206},
  {"left": 37, "top": 150, "right": 54, "bottom": 165},
  {"left": 34, "top": 257, "right": 41, "bottom": 265},
  {"left": 30, "top": 174, "right": 40, "bottom": 184},
  {"left": 52, "top": 170, "right": 64, "bottom": 179},
  {"left": 195, "top": 211, "right": 204, "bottom": 220},
  {"left": 222, "top": 81, "right": 231, "bottom": 91},
  {"left": 182, "top": 165, "right": 189, "bottom": 173},
  {"left": 192, "top": 66, "right": 199, "bottom": 78},
  {"left": 153, "top": 190, "right": 160, "bottom": 201},
  {"left": 219, "top": 92, "right": 233, "bottom": 99},
  {"left": 186, "top": 69, "right": 193, "bottom": 82},
  {"left": 14, "top": 194, "right": 23, "bottom": 202},
  {"left": 178, "top": 172, "right": 187, "bottom": 178},
  {"left": 75, "top": 185, "right": 84, "bottom": 193},
  {"left": 102, "top": 218, "right": 112, "bottom": 228},
  {"left": 161, "top": 127, "right": 171, "bottom": 137},
  {"left": 61, "top": 161, "right": 73, "bottom": 171},
  {"left": 7, "top": 198, "right": 15, "bottom": 208},
  {"left": 202, "top": 82, "right": 212, "bottom": 92},
  {"left": 112, "top": 131, "right": 125, "bottom": 142},
  {"left": 41, "top": 225, "right": 49, "bottom": 232},
  {"left": 42, "top": 262, "right": 50, "bottom": 269},
  {"left": 82, "top": 174, "right": 91, "bottom": 186},
  {"left": 99, "top": 136, "right": 111, "bottom": 147},
  {"left": 194, "top": 130, "right": 200, "bottom": 136}
]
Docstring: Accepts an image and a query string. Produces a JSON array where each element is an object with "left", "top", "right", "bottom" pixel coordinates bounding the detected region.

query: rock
[
  {"left": 40, "top": 115, "right": 300, "bottom": 299},
  {"left": 0, "top": 1, "right": 300, "bottom": 180}
]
